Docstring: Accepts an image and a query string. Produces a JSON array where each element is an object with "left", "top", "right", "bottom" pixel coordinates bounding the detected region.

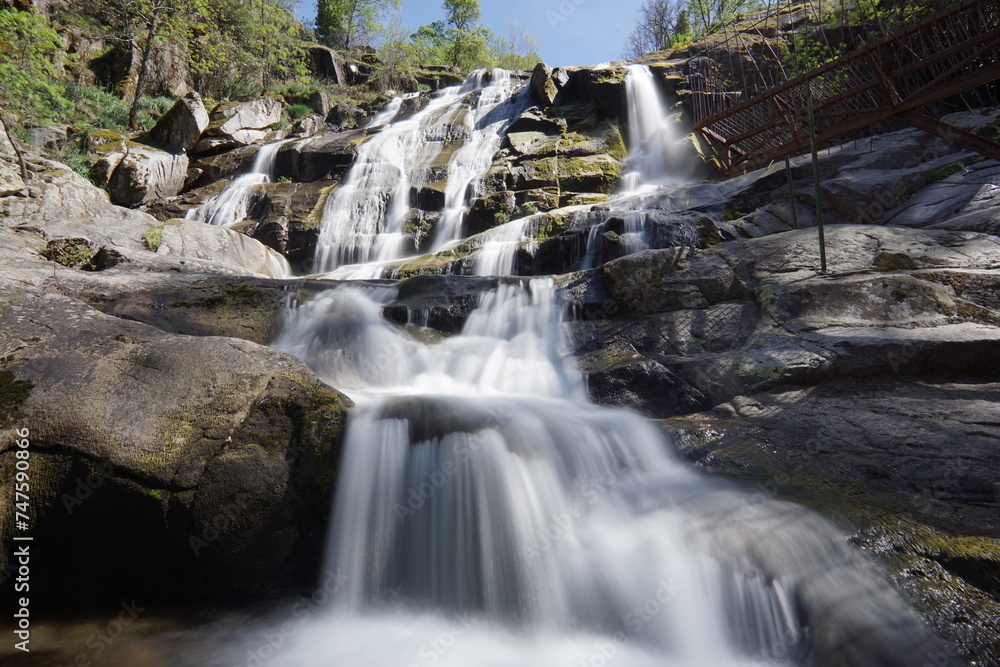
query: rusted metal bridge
[{"left": 689, "top": 0, "right": 1000, "bottom": 174}]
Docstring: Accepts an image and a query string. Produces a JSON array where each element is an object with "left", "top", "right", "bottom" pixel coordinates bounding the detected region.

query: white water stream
[
  {"left": 186, "top": 140, "right": 289, "bottom": 228},
  {"left": 314, "top": 70, "right": 528, "bottom": 279},
  {"left": 619, "top": 64, "right": 686, "bottom": 193},
  {"left": 199, "top": 65, "right": 944, "bottom": 667},
  {"left": 256, "top": 276, "right": 936, "bottom": 667}
]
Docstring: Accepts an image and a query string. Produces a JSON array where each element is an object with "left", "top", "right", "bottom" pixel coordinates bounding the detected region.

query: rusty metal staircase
[{"left": 689, "top": 0, "right": 1000, "bottom": 174}]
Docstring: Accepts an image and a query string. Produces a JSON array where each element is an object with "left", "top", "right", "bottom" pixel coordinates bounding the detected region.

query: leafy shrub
[
  {"left": 143, "top": 225, "right": 163, "bottom": 252},
  {"left": 38, "top": 238, "right": 94, "bottom": 267},
  {"left": 513, "top": 202, "right": 538, "bottom": 218},
  {"left": 287, "top": 103, "right": 313, "bottom": 120}
]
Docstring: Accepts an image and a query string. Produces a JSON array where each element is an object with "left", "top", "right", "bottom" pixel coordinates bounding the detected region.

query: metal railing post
[{"left": 806, "top": 81, "right": 828, "bottom": 273}]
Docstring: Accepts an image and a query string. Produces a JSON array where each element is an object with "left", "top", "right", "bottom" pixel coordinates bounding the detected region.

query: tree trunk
[
  {"left": 128, "top": 10, "right": 161, "bottom": 131},
  {"left": 0, "top": 110, "right": 28, "bottom": 182}
]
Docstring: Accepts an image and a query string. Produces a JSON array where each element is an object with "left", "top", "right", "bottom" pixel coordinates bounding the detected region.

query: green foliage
[
  {"left": 39, "top": 239, "right": 94, "bottom": 267},
  {"left": 372, "top": 10, "right": 421, "bottom": 90},
  {"left": 0, "top": 10, "right": 72, "bottom": 121},
  {"left": 316, "top": 0, "right": 399, "bottom": 49},
  {"left": 488, "top": 20, "right": 542, "bottom": 70},
  {"left": 91, "top": 0, "right": 310, "bottom": 101},
  {"left": 65, "top": 85, "right": 174, "bottom": 133},
  {"left": 514, "top": 202, "right": 538, "bottom": 218},
  {"left": 370, "top": 2, "right": 539, "bottom": 83},
  {"left": 52, "top": 143, "right": 94, "bottom": 181},
  {"left": 277, "top": 175, "right": 293, "bottom": 183},
  {"left": 143, "top": 225, "right": 163, "bottom": 252},
  {"left": 181, "top": 0, "right": 310, "bottom": 96},
  {"left": 687, "top": 0, "right": 761, "bottom": 36},
  {"left": 287, "top": 103, "right": 313, "bottom": 120}
]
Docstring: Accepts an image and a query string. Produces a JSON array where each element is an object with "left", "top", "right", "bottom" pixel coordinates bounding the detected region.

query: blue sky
[{"left": 294, "top": 0, "right": 647, "bottom": 68}]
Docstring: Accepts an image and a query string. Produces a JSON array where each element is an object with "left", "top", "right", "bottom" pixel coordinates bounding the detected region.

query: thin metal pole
[
  {"left": 806, "top": 81, "right": 827, "bottom": 273},
  {"left": 784, "top": 155, "right": 799, "bottom": 228}
]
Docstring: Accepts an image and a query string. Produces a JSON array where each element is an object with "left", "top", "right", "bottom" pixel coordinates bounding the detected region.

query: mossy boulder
[
  {"left": 671, "top": 380, "right": 1000, "bottom": 665},
  {"left": 0, "top": 290, "right": 351, "bottom": 608}
]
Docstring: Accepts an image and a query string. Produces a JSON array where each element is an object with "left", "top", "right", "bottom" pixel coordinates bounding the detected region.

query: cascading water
[
  {"left": 431, "top": 71, "right": 531, "bottom": 252},
  {"left": 619, "top": 64, "right": 686, "bottom": 193},
  {"left": 365, "top": 92, "right": 416, "bottom": 128},
  {"left": 258, "top": 277, "right": 945, "bottom": 667},
  {"left": 579, "top": 211, "right": 651, "bottom": 270},
  {"left": 468, "top": 65, "right": 683, "bottom": 276},
  {"left": 313, "top": 70, "right": 528, "bottom": 278},
  {"left": 472, "top": 214, "right": 540, "bottom": 276},
  {"left": 186, "top": 139, "right": 288, "bottom": 228},
  {"left": 208, "top": 62, "right": 951, "bottom": 667}
]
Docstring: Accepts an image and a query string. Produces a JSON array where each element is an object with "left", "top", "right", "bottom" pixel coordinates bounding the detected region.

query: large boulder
[
  {"left": 109, "top": 36, "right": 189, "bottom": 98},
  {"left": 230, "top": 180, "right": 334, "bottom": 269},
  {"left": 530, "top": 62, "right": 558, "bottom": 107},
  {"left": 106, "top": 144, "right": 189, "bottom": 207},
  {"left": 306, "top": 45, "right": 345, "bottom": 86},
  {"left": 0, "top": 290, "right": 351, "bottom": 607},
  {"left": 675, "top": 380, "right": 1000, "bottom": 666},
  {"left": 156, "top": 218, "right": 291, "bottom": 278},
  {"left": 1, "top": 155, "right": 154, "bottom": 225},
  {"left": 561, "top": 225, "right": 1000, "bottom": 418},
  {"left": 0, "top": 155, "right": 25, "bottom": 197},
  {"left": 195, "top": 98, "right": 282, "bottom": 154},
  {"left": 149, "top": 91, "right": 210, "bottom": 151},
  {"left": 274, "top": 128, "right": 366, "bottom": 182}
]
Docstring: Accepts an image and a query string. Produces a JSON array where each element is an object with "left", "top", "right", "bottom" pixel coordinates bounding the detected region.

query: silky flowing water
[
  {"left": 186, "top": 140, "right": 289, "bottom": 229},
  {"left": 20, "top": 66, "right": 950, "bottom": 667},
  {"left": 222, "top": 66, "right": 943, "bottom": 666}
]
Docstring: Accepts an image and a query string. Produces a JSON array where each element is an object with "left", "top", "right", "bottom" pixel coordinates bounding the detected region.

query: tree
[
  {"left": 688, "top": 0, "right": 757, "bottom": 36},
  {"left": 316, "top": 0, "right": 397, "bottom": 50},
  {"left": 488, "top": 20, "right": 542, "bottom": 70},
  {"left": 411, "top": 0, "right": 537, "bottom": 72},
  {"left": 373, "top": 9, "right": 420, "bottom": 90},
  {"left": 98, "top": 0, "right": 186, "bottom": 130},
  {"left": 624, "top": 0, "right": 686, "bottom": 58},
  {"left": 442, "top": 0, "right": 487, "bottom": 69}
]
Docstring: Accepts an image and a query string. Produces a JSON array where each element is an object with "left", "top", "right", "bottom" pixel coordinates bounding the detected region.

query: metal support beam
[{"left": 894, "top": 110, "right": 1000, "bottom": 161}]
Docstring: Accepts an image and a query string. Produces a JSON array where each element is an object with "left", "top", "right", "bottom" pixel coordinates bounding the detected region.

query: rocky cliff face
[{"left": 0, "top": 155, "right": 351, "bottom": 606}]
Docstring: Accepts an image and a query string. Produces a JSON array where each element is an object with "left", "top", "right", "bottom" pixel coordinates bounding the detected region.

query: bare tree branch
[{"left": 0, "top": 110, "right": 28, "bottom": 182}]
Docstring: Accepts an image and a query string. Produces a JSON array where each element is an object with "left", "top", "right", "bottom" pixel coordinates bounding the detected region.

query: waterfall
[
  {"left": 185, "top": 139, "right": 288, "bottom": 228},
  {"left": 224, "top": 60, "right": 950, "bottom": 667},
  {"left": 619, "top": 64, "right": 685, "bottom": 193},
  {"left": 262, "top": 277, "right": 943, "bottom": 667},
  {"left": 431, "top": 70, "right": 531, "bottom": 252},
  {"left": 313, "top": 70, "right": 528, "bottom": 277},
  {"left": 579, "top": 211, "right": 651, "bottom": 270},
  {"left": 472, "top": 214, "right": 539, "bottom": 276}
]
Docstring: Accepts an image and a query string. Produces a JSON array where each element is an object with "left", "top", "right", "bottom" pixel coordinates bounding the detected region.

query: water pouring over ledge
[
  {"left": 185, "top": 139, "right": 289, "bottom": 228},
  {"left": 313, "top": 69, "right": 530, "bottom": 279},
  {"left": 245, "top": 274, "right": 953, "bottom": 666},
  {"left": 189, "top": 65, "right": 955, "bottom": 667}
]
